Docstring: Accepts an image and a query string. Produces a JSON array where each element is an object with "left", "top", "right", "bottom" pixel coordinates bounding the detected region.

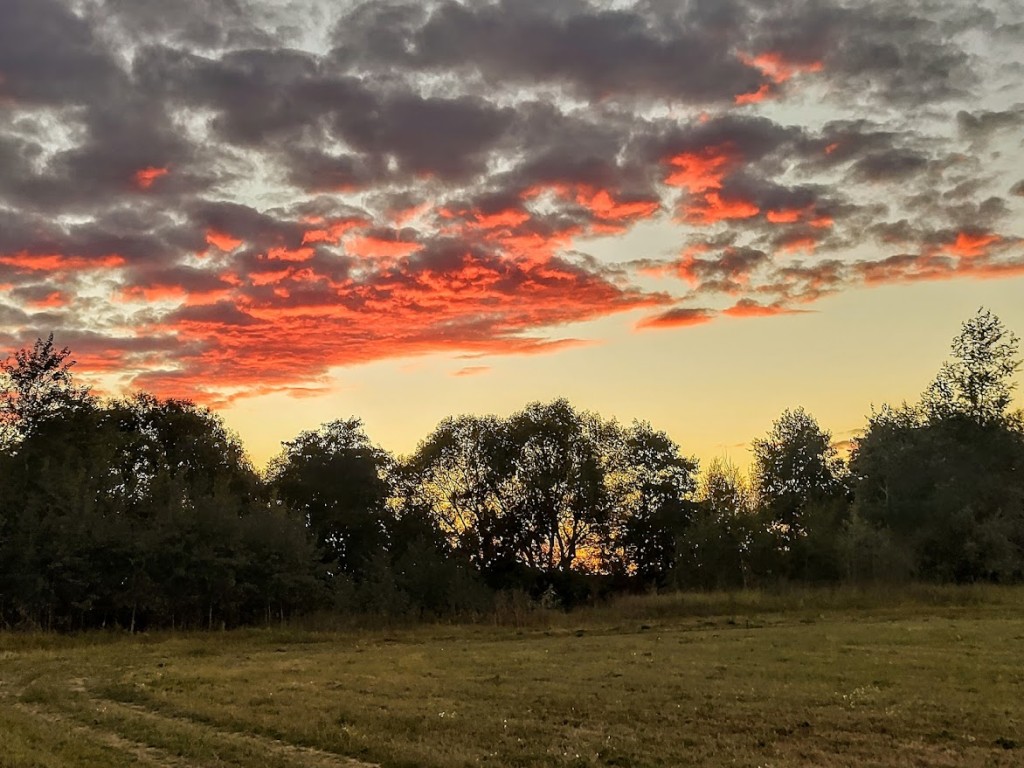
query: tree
[
  {"left": 752, "top": 407, "right": 845, "bottom": 542},
  {"left": 506, "top": 400, "right": 611, "bottom": 574},
  {"left": 1, "top": 334, "right": 92, "bottom": 450},
  {"left": 849, "top": 311, "right": 1024, "bottom": 583},
  {"left": 607, "top": 421, "right": 697, "bottom": 584},
  {"left": 405, "top": 414, "right": 520, "bottom": 572},
  {"left": 268, "top": 418, "right": 392, "bottom": 578},
  {"left": 674, "top": 458, "right": 753, "bottom": 589},
  {"left": 922, "top": 308, "right": 1021, "bottom": 426}
]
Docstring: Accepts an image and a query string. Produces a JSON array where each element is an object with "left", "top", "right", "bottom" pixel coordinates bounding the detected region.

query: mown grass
[{"left": 2, "top": 585, "right": 1023, "bottom": 767}]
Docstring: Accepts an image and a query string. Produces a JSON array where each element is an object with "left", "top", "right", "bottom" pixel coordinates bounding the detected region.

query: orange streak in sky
[
  {"left": 664, "top": 145, "right": 737, "bottom": 192},
  {"left": 267, "top": 246, "right": 315, "bottom": 262},
  {"left": 946, "top": 232, "right": 1000, "bottom": 258},
  {"left": 636, "top": 308, "right": 716, "bottom": 330},
  {"left": 28, "top": 292, "right": 68, "bottom": 308},
  {"left": 346, "top": 236, "right": 423, "bottom": 259},
  {"left": 683, "top": 192, "right": 760, "bottom": 224},
  {"left": 206, "top": 230, "right": 243, "bottom": 251},
  {"left": 780, "top": 237, "right": 818, "bottom": 254},
  {"left": 471, "top": 208, "right": 531, "bottom": 229},
  {"left": 301, "top": 219, "right": 365, "bottom": 245},
  {"left": 765, "top": 206, "right": 834, "bottom": 228},
  {"left": 134, "top": 166, "right": 169, "bottom": 190},
  {"left": 740, "top": 52, "right": 824, "bottom": 84},
  {"left": 576, "top": 189, "right": 660, "bottom": 222},
  {"left": 735, "top": 83, "right": 772, "bottom": 105},
  {"left": 766, "top": 208, "right": 802, "bottom": 224},
  {"left": 250, "top": 268, "right": 292, "bottom": 286},
  {"left": 0, "top": 252, "right": 125, "bottom": 271}
]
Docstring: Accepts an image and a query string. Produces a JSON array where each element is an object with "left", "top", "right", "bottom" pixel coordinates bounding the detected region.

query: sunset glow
[{"left": 1, "top": 0, "right": 1022, "bottom": 469}]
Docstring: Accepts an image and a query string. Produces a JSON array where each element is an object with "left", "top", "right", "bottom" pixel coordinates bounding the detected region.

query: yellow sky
[{"left": 222, "top": 275, "right": 1024, "bottom": 472}]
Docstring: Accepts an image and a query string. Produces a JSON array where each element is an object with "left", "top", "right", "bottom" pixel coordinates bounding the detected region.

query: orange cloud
[
  {"left": 345, "top": 236, "right": 423, "bottom": 259},
  {"left": 267, "top": 246, "right": 315, "bottom": 262},
  {"left": 453, "top": 366, "right": 491, "bottom": 377},
  {"left": 0, "top": 252, "right": 125, "bottom": 271},
  {"left": 683, "top": 192, "right": 760, "bottom": 225},
  {"left": 206, "top": 230, "right": 243, "bottom": 252},
  {"left": 575, "top": 188, "right": 661, "bottom": 225},
  {"left": 471, "top": 208, "right": 532, "bottom": 229},
  {"left": 765, "top": 206, "right": 833, "bottom": 228},
  {"left": 779, "top": 236, "right": 819, "bottom": 254},
  {"left": 301, "top": 218, "right": 365, "bottom": 245},
  {"left": 636, "top": 307, "right": 716, "bottom": 330},
  {"left": 121, "top": 246, "right": 663, "bottom": 403},
  {"left": 944, "top": 231, "right": 1000, "bottom": 258},
  {"left": 134, "top": 166, "right": 169, "bottom": 190},
  {"left": 664, "top": 144, "right": 738, "bottom": 192},
  {"left": 740, "top": 52, "right": 824, "bottom": 84},
  {"left": 723, "top": 299, "right": 806, "bottom": 318},
  {"left": 27, "top": 291, "right": 69, "bottom": 308},
  {"left": 735, "top": 83, "right": 772, "bottom": 105}
]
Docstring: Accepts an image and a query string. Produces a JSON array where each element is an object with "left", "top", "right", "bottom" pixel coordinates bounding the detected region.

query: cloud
[
  {"left": 452, "top": 366, "right": 491, "bottom": 378},
  {"left": 636, "top": 307, "right": 717, "bottom": 330},
  {"left": 0, "top": 0, "right": 1020, "bottom": 404}
]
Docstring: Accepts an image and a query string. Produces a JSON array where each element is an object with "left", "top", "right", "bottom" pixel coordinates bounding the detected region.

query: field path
[
  {"left": 1, "top": 674, "right": 378, "bottom": 768},
  {"left": 82, "top": 681, "right": 379, "bottom": 768},
  {"left": 13, "top": 698, "right": 199, "bottom": 768}
]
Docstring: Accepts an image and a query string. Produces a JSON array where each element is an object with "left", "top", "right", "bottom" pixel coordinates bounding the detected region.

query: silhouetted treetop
[{"left": 922, "top": 307, "right": 1021, "bottom": 426}]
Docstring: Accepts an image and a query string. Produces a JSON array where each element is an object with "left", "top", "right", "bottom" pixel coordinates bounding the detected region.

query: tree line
[{"left": 1, "top": 308, "right": 1022, "bottom": 630}]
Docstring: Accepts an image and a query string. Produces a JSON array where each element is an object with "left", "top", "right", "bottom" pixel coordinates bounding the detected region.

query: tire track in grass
[
  {"left": 77, "top": 678, "right": 379, "bottom": 768},
  {"left": 2, "top": 692, "right": 198, "bottom": 768}
]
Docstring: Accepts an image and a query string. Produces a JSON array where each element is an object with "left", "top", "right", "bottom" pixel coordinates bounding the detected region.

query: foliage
[
  {"left": 2, "top": 307, "right": 1024, "bottom": 630},
  {"left": 922, "top": 307, "right": 1021, "bottom": 425}
]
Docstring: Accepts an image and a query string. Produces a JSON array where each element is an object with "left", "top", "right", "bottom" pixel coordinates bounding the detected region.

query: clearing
[{"left": 1, "top": 587, "right": 1022, "bottom": 767}]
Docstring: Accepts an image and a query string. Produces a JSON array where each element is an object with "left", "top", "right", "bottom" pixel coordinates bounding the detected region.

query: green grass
[{"left": 2, "top": 586, "right": 1023, "bottom": 767}]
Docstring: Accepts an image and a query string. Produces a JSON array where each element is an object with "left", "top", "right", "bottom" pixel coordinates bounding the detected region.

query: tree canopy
[{"left": 1, "top": 307, "right": 1022, "bottom": 630}]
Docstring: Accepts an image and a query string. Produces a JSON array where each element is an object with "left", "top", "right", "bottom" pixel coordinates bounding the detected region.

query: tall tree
[
  {"left": 752, "top": 407, "right": 845, "bottom": 543},
  {"left": 1, "top": 334, "right": 92, "bottom": 450},
  {"left": 850, "top": 310, "right": 1024, "bottom": 582},
  {"left": 607, "top": 421, "right": 698, "bottom": 583},
  {"left": 674, "top": 458, "right": 754, "bottom": 589},
  {"left": 922, "top": 308, "right": 1021, "bottom": 426},
  {"left": 406, "top": 414, "right": 519, "bottom": 571},
  {"left": 506, "top": 400, "right": 611, "bottom": 573},
  {"left": 268, "top": 418, "right": 392, "bottom": 577}
]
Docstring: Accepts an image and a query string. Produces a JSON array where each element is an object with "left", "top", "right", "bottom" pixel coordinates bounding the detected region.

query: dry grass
[{"left": 2, "top": 585, "right": 1023, "bottom": 767}]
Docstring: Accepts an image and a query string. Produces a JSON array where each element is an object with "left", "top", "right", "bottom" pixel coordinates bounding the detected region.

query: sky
[{"left": 1, "top": 0, "right": 1023, "bottom": 470}]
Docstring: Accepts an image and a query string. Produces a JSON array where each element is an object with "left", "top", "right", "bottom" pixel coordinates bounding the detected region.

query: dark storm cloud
[
  {"left": 748, "top": 0, "right": 976, "bottom": 106},
  {"left": 331, "top": 0, "right": 979, "bottom": 108},
  {"left": 96, "top": 0, "right": 275, "bottom": 49},
  {"left": 0, "top": 0, "right": 121, "bottom": 105},
  {"left": 850, "top": 148, "right": 932, "bottom": 183},
  {"left": 956, "top": 107, "right": 1024, "bottom": 141},
  {"left": 330, "top": 0, "right": 763, "bottom": 103}
]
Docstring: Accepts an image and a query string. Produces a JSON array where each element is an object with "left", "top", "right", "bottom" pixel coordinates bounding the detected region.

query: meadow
[{"left": 1, "top": 586, "right": 1022, "bottom": 768}]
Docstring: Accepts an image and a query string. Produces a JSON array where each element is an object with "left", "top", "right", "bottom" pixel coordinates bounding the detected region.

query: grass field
[{"left": 2, "top": 586, "right": 1023, "bottom": 767}]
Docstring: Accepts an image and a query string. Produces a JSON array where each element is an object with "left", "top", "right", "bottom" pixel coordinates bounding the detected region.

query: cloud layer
[{"left": 1, "top": 0, "right": 1022, "bottom": 402}]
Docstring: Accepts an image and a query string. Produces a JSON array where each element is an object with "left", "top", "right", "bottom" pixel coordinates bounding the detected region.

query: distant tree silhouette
[
  {"left": 267, "top": 418, "right": 391, "bottom": 579},
  {"left": 0, "top": 334, "right": 92, "bottom": 450},
  {"left": 675, "top": 458, "right": 753, "bottom": 589},
  {"left": 607, "top": 421, "right": 697, "bottom": 584},
  {"left": 922, "top": 308, "right": 1021, "bottom": 426},
  {"left": 850, "top": 309, "right": 1024, "bottom": 582},
  {"left": 752, "top": 407, "right": 845, "bottom": 542}
]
